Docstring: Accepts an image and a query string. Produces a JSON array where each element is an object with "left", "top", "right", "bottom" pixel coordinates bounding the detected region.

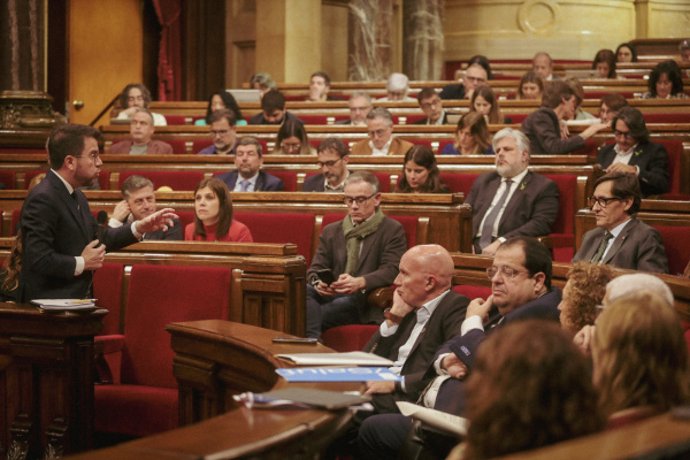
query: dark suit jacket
[
  {"left": 432, "top": 288, "right": 561, "bottom": 415},
  {"left": 302, "top": 170, "right": 353, "bottom": 192},
  {"left": 439, "top": 83, "right": 466, "bottom": 100},
  {"left": 307, "top": 216, "right": 407, "bottom": 323},
  {"left": 108, "top": 139, "right": 173, "bottom": 154},
  {"left": 521, "top": 107, "right": 586, "bottom": 154},
  {"left": 248, "top": 110, "right": 302, "bottom": 126},
  {"left": 216, "top": 170, "right": 284, "bottom": 191},
  {"left": 413, "top": 112, "right": 449, "bottom": 125},
  {"left": 597, "top": 142, "right": 670, "bottom": 197},
  {"left": 466, "top": 171, "right": 560, "bottom": 240},
  {"left": 572, "top": 218, "right": 669, "bottom": 273},
  {"left": 350, "top": 137, "right": 414, "bottom": 156},
  {"left": 364, "top": 291, "right": 469, "bottom": 401},
  {"left": 18, "top": 171, "right": 138, "bottom": 302},
  {"left": 144, "top": 218, "right": 183, "bottom": 241}
]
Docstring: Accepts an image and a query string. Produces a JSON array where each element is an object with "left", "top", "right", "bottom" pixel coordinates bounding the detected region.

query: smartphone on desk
[
  {"left": 315, "top": 268, "right": 335, "bottom": 285},
  {"left": 272, "top": 337, "right": 318, "bottom": 344}
]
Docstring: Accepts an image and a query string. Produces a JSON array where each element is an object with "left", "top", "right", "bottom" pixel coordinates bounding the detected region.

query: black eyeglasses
[
  {"left": 343, "top": 192, "right": 377, "bottom": 206},
  {"left": 588, "top": 195, "right": 622, "bottom": 208},
  {"left": 317, "top": 158, "right": 343, "bottom": 168}
]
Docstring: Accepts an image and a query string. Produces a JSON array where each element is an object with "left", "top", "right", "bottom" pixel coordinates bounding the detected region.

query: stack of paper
[
  {"left": 275, "top": 351, "right": 394, "bottom": 366},
  {"left": 31, "top": 299, "right": 97, "bottom": 312}
]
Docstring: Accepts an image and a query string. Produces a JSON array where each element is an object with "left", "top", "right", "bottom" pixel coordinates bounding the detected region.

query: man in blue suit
[{"left": 216, "top": 136, "right": 284, "bottom": 192}]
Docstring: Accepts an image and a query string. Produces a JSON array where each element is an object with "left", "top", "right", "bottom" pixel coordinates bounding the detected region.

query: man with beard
[
  {"left": 466, "top": 128, "right": 559, "bottom": 256},
  {"left": 303, "top": 138, "right": 351, "bottom": 192}
]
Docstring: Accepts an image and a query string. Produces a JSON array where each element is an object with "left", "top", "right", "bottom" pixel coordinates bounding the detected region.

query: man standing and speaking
[{"left": 18, "top": 124, "right": 177, "bottom": 302}]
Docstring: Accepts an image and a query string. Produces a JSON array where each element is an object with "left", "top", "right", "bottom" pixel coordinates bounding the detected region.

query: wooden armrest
[
  {"left": 367, "top": 286, "right": 395, "bottom": 310},
  {"left": 94, "top": 334, "right": 125, "bottom": 385}
]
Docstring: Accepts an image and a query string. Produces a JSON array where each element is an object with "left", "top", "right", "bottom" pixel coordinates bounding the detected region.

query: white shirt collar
[
  {"left": 370, "top": 138, "right": 393, "bottom": 156},
  {"left": 51, "top": 169, "right": 75, "bottom": 194}
]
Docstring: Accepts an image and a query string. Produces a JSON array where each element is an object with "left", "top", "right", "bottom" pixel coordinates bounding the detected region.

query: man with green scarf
[{"left": 306, "top": 171, "right": 407, "bottom": 338}]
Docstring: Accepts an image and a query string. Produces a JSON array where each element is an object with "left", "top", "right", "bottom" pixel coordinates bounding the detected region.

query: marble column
[
  {"left": 348, "top": 0, "right": 394, "bottom": 81},
  {"left": 403, "top": 0, "right": 444, "bottom": 80},
  {"left": 0, "top": 0, "right": 44, "bottom": 91}
]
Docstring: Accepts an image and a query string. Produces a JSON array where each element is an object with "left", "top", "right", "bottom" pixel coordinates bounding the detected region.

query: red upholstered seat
[
  {"left": 0, "top": 171, "right": 15, "bottom": 189},
  {"left": 652, "top": 225, "right": 690, "bottom": 276},
  {"left": 176, "top": 210, "right": 196, "bottom": 230},
  {"left": 638, "top": 113, "right": 690, "bottom": 124},
  {"left": 234, "top": 211, "right": 316, "bottom": 264},
  {"left": 299, "top": 114, "right": 331, "bottom": 125},
  {"left": 95, "top": 264, "right": 231, "bottom": 437},
  {"left": 166, "top": 139, "right": 189, "bottom": 154},
  {"left": 439, "top": 172, "right": 478, "bottom": 195},
  {"left": 192, "top": 138, "right": 213, "bottom": 153},
  {"left": 163, "top": 114, "right": 189, "bottom": 125},
  {"left": 543, "top": 174, "right": 578, "bottom": 262},
  {"left": 321, "top": 324, "right": 378, "bottom": 352},
  {"left": 94, "top": 263, "right": 125, "bottom": 335},
  {"left": 657, "top": 140, "right": 683, "bottom": 198},
  {"left": 264, "top": 170, "right": 297, "bottom": 191},
  {"left": 453, "top": 284, "right": 491, "bottom": 300},
  {"left": 117, "top": 170, "right": 204, "bottom": 191}
]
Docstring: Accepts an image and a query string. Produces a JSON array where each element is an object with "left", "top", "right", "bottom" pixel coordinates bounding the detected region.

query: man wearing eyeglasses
[
  {"left": 336, "top": 92, "right": 373, "bottom": 126},
  {"left": 305, "top": 171, "right": 407, "bottom": 338},
  {"left": 357, "top": 237, "right": 560, "bottom": 457},
  {"left": 198, "top": 109, "right": 237, "bottom": 155},
  {"left": 17, "top": 124, "right": 178, "bottom": 302},
  {"left": 351, "top": 108, "right": 414, "bottom": 156},
  {"left": 303, "top": 138, "right": 351, "bottom": 192},
  {"left": 596, "top": 106, "right": 669, "bottom": 197},
  {"left": 439, "top": 63, "right": 488, "bottom": 101},
  {"left": 572, "top": 172, "right": 668, "bottom": 273}
]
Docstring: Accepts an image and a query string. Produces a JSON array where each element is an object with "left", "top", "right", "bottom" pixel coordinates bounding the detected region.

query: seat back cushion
[
  {"left": 234, "top": 211, "right": 316, "bottom": 264},
  {"left": 93, "top": 263, "right": 125, "bottom": 335},
  {"left": 653, "top": 225, "right": 690, "bottom": 276},
  {"left": 121, "top": 264, "right": 231, "bottom": 388}
]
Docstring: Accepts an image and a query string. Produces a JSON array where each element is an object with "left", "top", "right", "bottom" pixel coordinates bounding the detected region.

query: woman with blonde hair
[
  {"left": 592, "top": 292, "right": 690, "bottom": 428},
  {"left": 558, "top": 261, "right": 616, "bottom": 335},
  {"left": 441, "top": 112, "right": 493, "bottom": 155}
]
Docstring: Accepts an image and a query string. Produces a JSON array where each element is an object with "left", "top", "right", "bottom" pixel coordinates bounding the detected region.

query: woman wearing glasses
[
  {"left": 274, "top": 118, "right": 314, "bottom": 155},
  {"left": 596, "top": 106, "right": 669, "bottom": 197}
]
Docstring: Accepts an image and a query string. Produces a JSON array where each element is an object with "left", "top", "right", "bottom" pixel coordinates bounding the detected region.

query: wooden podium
[{"left": 0, "top": 302, "right": 106, "bottom": 459}]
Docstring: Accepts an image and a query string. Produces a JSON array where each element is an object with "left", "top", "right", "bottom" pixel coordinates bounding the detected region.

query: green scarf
[{"left": 342, "top": 208, "right": 385, "bottom": 275}]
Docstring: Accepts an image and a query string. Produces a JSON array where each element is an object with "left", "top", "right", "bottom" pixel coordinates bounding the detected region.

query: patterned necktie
[
  {"left": 240, "top": 179, "right": 250, "bottom": 192},
  {"left": 479, "top": 179, "right": 513, "bottom": 250},
  {"left": 591, "top": 231, "right": 614, "bottom": 263}
]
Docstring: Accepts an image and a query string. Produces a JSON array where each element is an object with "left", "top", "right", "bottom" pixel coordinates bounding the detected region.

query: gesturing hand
[{"left": 82, "top": 239, "right": 106, "bottom": 270}]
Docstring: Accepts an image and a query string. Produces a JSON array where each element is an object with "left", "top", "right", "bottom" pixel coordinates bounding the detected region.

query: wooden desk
[
  {"left": 0, "top": 302, "right": 106, "bottom": 458},
  {"left": 66, "top": 320, "right": 360, "bottom": 459}
]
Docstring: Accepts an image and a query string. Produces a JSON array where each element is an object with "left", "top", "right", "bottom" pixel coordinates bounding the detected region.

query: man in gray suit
[
  {"left": 573, "top": 172, "right": 668, "bottom": 273},
  {"left": 466, "top": 127, "right": 560, "bottom": 256},
  {"left": 306, "top": 171, "right": 407, "bottom": 338}
]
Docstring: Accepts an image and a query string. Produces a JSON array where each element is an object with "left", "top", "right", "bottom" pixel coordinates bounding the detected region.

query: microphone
[{"left": 95, "top": 210, "right": 109, "bottom": 245}]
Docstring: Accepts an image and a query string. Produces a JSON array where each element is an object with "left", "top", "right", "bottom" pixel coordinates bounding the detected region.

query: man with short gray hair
[
  {"left": 351, "top": 107, "right": 414, "bottom": 156},
  {"left": 306, "top": 171, "right": 407, "bottom": 338},
  {"left": 466, "top": 127, "right": 559, "bottom": 256},
  {"left": 378, "top": 72, "right": 416, "bottom": 102},
  {"left": 109, "top": 175, "right": 183, "bottom": 240}
]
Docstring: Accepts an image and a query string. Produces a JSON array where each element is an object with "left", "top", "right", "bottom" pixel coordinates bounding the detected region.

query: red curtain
[{"left": 152, "top": 0, "right": 182, "bottom": 101}]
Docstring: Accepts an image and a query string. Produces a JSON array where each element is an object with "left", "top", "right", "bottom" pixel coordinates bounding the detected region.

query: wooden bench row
[
  {"left": 0, "top": 191, "right": 470, "bottom": 253},
  {"left": 145, "top": 97, "right": 690, "bottom": 120},
  {"left": 65, "top": 250, "right": 690, "bottom": 459}
]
